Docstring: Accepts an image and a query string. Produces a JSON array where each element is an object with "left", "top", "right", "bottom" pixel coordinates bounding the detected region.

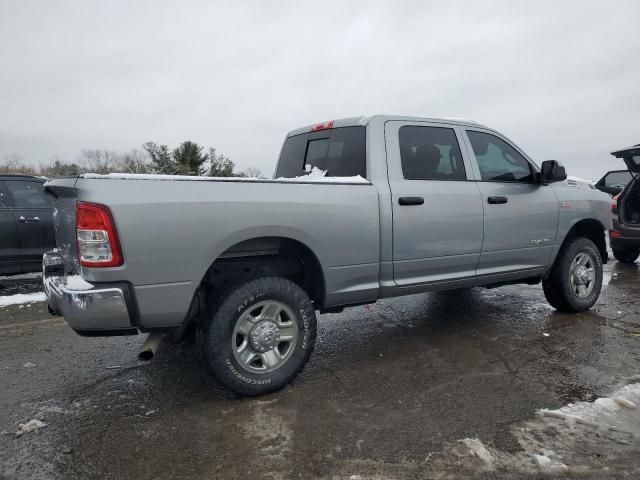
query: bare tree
[
  {"left": 77, "top": 150, "right": 121, "bottom": 174},
  {"left": 73, "top": 149, "right": 154, "bottom": 175},
  {"left": 242, "top": 167, "right": 264, "bottom": 178},
  {"left": 121, "top": 149, "right": 154, "bottom": 174},
  {"left": 39, "top": 158, "right": 81, "bottom": 177},
  {"left": 0, "top": 154, "right": 36, "bottom": 174}
]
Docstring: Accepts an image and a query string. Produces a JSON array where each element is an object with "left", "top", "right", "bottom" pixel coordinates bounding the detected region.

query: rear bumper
[
  {"left": 43, "top": 251, "right": 137, "bottom": 336},
  {"left": 610, "top": 235, "right": 640, "bottom": 250},
  {"left": 610, "top": 219, "right": 640, "bottom": 250}
]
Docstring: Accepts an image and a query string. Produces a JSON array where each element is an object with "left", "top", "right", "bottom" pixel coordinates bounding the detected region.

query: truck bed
[{"left": 45, "top": 175, "right": 381, "bottom": 327}]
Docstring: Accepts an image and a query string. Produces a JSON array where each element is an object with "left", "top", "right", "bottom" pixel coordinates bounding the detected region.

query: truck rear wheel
[
  {"left": 203, "top": 276, "right": 317, "bottom": 396},
  {"left": 612, "top": 247, "right": 639, "bottom": 264},
  {"left": 542, "top": 237, "right": 603, "bottom": 312}
]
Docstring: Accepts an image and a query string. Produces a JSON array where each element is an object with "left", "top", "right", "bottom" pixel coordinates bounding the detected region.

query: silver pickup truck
[{"left": 43, "top": 115, "right": 612, "bottom": 395}]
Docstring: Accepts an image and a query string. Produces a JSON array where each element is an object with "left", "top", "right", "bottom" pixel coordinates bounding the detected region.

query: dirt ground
[{"left": 1, "top": 260, "right": 639, "bottom": 479}]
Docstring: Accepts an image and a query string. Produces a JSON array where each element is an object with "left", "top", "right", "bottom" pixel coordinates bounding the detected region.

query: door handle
[
  {"left": 399, "top": 196, "right": 424, "bottom": 206},
  {"left": 487, "top": 196, "right": 508, "bottom": 204}
]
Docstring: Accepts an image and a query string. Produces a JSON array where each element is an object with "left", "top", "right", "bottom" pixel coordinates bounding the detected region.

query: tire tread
[
  {"left": 543, "top": 237, "right": 603, "bottom": 313},
  {"left": 203, "top": 276, "right": 316, "bottom": 396}
]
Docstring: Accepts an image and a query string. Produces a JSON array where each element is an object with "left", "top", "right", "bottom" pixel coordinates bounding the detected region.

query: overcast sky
[{"left": 1, "top": 0, "right": 639, "bottom": 178}]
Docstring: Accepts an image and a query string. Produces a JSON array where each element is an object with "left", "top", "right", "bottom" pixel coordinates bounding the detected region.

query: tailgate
[
  {"left": 43, "top": 178, "right": 80, "bottom": 273},
  {"left": 611, "top": 144, "right": 640, "bottom": 174}
]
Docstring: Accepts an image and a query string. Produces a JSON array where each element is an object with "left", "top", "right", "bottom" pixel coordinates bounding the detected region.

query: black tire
[
  {"left": 202, "top": 276, "right": 317, "bottom": 396},
  {"left": 543, "top": 237, "right": 603, "bottom": 313},
  {"left": 612, "top": 247, "right": 640, "bottom": 264}
]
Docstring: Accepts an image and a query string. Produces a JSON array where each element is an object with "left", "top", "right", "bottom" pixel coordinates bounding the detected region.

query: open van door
[
  {"left": 609, "top": 143, "right": 640, "bottom": 264},
  {"left": 611, "top": 144, "right": 640, "bottom": 174},
  {"left": 595, "top": 170, "right": 632, "bottom": 196}
]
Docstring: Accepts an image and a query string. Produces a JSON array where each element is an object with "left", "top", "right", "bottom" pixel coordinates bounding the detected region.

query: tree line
[{"left": 0, "top": 141, "right": 263, "bottom": 178}]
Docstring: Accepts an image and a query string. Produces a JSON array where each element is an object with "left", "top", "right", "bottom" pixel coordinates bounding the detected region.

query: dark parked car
[
  {"left": 610, "top": 144, "right": 640, "bottom": 263},
  {"left": 595, "top": 169, "right": 632, "bottom": 196},
  {"left": 0, "top": 175, "right": 55, "bottom": 275}
]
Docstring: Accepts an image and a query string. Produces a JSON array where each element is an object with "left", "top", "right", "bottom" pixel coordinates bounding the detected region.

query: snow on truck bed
[{"left": 81, "top": 168, "right": 369, "bottom": 184}]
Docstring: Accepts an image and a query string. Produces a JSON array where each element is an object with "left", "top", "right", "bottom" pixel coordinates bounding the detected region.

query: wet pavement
[{"left": 1, "top": 260, "right": 639, "bottom": 479}]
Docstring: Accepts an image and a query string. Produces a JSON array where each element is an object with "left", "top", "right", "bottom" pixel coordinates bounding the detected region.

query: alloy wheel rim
[
  {"left": 569, "top": 252, "right": 596, "bottom": 299},
  {"left": 232, "top": 300, "right": 299, "bottom": 374}
]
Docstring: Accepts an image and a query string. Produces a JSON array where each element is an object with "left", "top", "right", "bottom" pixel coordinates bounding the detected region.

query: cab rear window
[{"left": 275, "top": 126, "right": 366, "bottom": 178}]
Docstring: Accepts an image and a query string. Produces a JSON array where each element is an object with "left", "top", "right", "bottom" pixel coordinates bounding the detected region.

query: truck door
[
  {"left": 0, "top": 181, "right": 21, "bottom": 275},
  {"left": 461, "top": 128, "right": 559, "bottom": 275},
  {"left": 386, "top": 121, "right": 484, "bottom": 286},
  {"left": 5, "top": 179, "right": 54, "bottom": 273}
]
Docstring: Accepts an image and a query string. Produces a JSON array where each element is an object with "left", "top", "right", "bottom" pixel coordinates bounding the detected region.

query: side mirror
[{"left": 539, "top": 160, "right": 567, "bottom": 184}]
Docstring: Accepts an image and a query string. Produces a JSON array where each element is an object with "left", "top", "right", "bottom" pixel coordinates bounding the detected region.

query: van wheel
[
  {"left": 543, "top": 237, "right": 603, "bottom": 312},
  {"left": 202, "top": 276, "right": 317, "bottom": 396},
  {"left": 612, "top": 247, "right": 639, "bottom": 264}
]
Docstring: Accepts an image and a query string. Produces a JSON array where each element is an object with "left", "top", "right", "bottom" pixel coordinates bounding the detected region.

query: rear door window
[
  {"left": 398, "top": 126, "right": 466, "bottom": 180},
  {"left": 5, "top": 181, "right": 51, "bottom": 208},
  {"left": 275, "top": 126, "right": 366, "bottom": 178}
]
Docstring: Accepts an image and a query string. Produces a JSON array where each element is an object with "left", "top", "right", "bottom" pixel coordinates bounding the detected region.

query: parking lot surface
[{"left": 1, "top": 261, "right": 639, "bottom": 479}]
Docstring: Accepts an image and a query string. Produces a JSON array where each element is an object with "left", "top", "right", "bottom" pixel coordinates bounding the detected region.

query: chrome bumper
[{"left": 43, "top": 251, "right": 135, "bottom": 335}]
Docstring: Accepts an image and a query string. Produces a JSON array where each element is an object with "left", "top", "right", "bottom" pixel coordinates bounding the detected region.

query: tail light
[
  {"left": 611, "top": 193, "right": 620, "bottom": 215},
  {"left": 76, "top": 202, "right": 123, "bottom": 267}
]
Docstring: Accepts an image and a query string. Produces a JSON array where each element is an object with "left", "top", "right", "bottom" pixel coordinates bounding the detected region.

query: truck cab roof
[{"left": 286, "top": 115, "right": 487, "bottom": 137}]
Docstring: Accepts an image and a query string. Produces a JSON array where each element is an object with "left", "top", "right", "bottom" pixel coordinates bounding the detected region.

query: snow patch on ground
[
  {"left": 531, "top": 453, "right": 568, "bottom": 474},
  {"left": 449, "top": 381, "right": 640, "bottom": 475},
  {"left": 538, "top": 382, "right": 640, "bottom": 427},
  {"left": 80, "top": 172, "right": 370, "bottom": 184},
  {"left": 65, "top": 275, "right": 94, "bottom": 291},
  {"left": 291, "top": 383, "right": 640, "bottom": 478},
  {"left": 15, "top": 419, "right": 47, "bottom": 437},
  {"left": 461, "top": 438, "right": 495, "bottom": 468},
  {"left": 0, "top": 292, "right": 46, "bottom": 307}
]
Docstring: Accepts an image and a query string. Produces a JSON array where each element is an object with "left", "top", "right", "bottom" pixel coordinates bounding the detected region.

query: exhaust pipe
[{"left": 138, "top": 333, "right": 164, "bottom": 361}]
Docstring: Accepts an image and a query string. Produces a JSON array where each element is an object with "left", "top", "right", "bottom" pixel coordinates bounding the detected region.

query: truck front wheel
[
  {"left": 543, "top": 237, "right": 603, "bottom": 312},
  {"left": 203, "top": 276, "right": 317, "bottom": 396}
]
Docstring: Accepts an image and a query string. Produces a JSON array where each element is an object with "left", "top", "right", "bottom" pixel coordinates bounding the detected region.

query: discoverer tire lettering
[{"left": 203, "top": 276, "right": 317, "bottom": 396}]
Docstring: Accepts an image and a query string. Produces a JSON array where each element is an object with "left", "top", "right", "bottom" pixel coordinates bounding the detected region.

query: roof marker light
[{"left": 310, "top": 120, "right": 334, "bottom": 132}]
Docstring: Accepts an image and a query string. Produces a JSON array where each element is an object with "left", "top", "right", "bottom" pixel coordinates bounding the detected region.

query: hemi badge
[{"left": 560, "top": 201, "right": 572, "bottom": 209}]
